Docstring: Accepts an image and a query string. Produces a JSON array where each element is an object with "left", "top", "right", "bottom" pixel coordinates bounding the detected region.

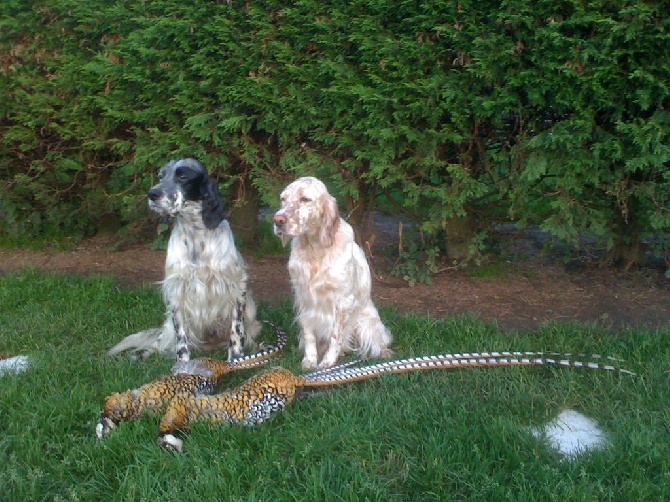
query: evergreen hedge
[{"left": 1, "top": 0, "right": 668, "bottom": 267}]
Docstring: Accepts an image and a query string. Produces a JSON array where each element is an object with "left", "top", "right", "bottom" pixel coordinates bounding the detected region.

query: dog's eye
[
  {"left": 175, "top": 169, "right": 187, "bottom": 181},
  {"left": 300, "top": 196, "right": 311, "bottom": 203}
]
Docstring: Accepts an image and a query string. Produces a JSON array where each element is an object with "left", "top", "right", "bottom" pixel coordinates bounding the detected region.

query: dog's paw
[
  {"left": 301, "top": 357, "right": 318, "bottom": 371},
  {"left": 317, "top": 358, "right": 338, "bottom": 370},
  {"left": 227, "top": 345, "right": 245, "bottom": 361}
]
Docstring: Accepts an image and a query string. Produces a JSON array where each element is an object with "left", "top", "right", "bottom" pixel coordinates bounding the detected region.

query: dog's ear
[
  {"left": 200, "top": 173, "right": 227, "bottom": 230},
  {"left": 319, "top": 192, "right": 340, "bottom": 247}
]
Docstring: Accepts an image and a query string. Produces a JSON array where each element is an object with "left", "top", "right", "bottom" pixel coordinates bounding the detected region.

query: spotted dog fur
[{"left": 107, "top": 158, "right": 260, "bottom": 362}]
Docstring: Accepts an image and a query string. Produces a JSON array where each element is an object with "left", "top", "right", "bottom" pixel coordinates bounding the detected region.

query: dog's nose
[
  {"left": 273, "top": 214, "right": 286, "bottom": 228},
  {"left": 148, "top": 188, "right": 161, "bottom": 201}
]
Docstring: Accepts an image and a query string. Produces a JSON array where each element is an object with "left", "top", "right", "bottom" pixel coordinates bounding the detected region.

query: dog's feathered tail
[{"left": 107, "top": 328, "right": 162, "bottom": 357}]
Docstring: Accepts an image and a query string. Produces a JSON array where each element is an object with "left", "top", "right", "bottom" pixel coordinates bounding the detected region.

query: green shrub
[{"left": 1, "top": 0, "right": 668, "bottom": 272}]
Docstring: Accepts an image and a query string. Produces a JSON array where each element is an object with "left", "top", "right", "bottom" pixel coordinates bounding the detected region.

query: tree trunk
[
  {"left": 443, "top": 213, "right": 475, "bottom": 261},
  {"left": 344, "top": 184, "right": 376, "bottom": 253},
  {"left": 228, "top": 176, "right": 260, "bottom": 249},
  {"left": 605, "top": 214, "right": 646, "bottom": 271}
]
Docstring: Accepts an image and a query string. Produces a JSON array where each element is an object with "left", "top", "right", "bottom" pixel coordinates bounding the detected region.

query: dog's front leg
[
  {"left": 301, "top": 327, "right": 319, "bottom": 370},
  {"left": 173, "top": 310, "right": 190, "bottom": 362},
  {"left": 317, "top": 310, "right": 346, "bottom": 369},
  {"left": 318, "top": 341, "right": 342, "bottom": 369},
  {"left": 228, "top": 294, "right": 246, "bottom": 361}
]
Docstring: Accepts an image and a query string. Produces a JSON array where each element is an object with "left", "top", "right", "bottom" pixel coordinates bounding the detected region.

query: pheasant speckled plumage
[
  {"left": 157, "top": 350, "right": 634, "bottom": 452},
  {"left": 158, "top": 367, "right": 299, "bottom": 451},
  {"left": 96, "top": 321, "right": 286, "bottom": 438}
]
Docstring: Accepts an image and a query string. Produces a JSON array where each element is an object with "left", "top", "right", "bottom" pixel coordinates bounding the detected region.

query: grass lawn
[{"left": 1, "top": 269, "right": 668, "bottom": 501}]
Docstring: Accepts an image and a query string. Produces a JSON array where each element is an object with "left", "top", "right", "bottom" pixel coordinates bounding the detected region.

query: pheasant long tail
[
  {"left": 303, "top": 351, "right": 635, "bottom": 387},
  {"left": 156, "top": 351, "right": 634, "bottom": 452}
]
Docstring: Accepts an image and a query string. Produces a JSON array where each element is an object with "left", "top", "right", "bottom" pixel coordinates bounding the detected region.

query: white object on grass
[
  {"left": 0, "top": 355, "right": 30, "bottom": 376},
  {"left": 532, "top": 409, "right": 607, "bottom": 459}
]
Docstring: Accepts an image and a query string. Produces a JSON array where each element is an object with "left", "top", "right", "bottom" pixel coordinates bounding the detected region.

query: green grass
[
  {"left": 248, "top": 217, "right": 290, "bottom": 257},
  {"left": 1, "top": 269, "right": 668, "bottom": 501}
]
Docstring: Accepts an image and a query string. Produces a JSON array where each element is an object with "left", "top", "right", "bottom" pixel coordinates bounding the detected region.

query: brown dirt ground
[{"left": 1, "top": 235, "right": 669, "bottom": 332}]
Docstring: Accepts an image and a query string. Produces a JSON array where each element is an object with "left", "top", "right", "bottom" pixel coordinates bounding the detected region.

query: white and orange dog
[{"left": 273, "top": 177, "right": 392, "bottom": 369}]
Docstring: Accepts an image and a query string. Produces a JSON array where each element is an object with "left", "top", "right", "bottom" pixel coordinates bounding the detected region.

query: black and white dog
[{"left": 108, "top": 158, "right": 260, "bottom": 361}]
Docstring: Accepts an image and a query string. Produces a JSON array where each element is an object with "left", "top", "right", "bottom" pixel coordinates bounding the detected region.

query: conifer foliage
[{"left": 1, "top": 1, "right": 668, "bottom": 267}]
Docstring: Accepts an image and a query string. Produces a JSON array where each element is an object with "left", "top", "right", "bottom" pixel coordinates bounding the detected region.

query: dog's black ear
[{"left": 200, "top": 173, "right": 227, "bottom": 230}]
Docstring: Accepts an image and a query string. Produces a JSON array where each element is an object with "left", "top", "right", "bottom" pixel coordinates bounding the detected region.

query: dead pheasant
[
  {"left": 96, "top": 321, "right": 287, "bottom": 438},
  {"left": 158, "top": 350, "right": 634, "bottom": 452}
]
